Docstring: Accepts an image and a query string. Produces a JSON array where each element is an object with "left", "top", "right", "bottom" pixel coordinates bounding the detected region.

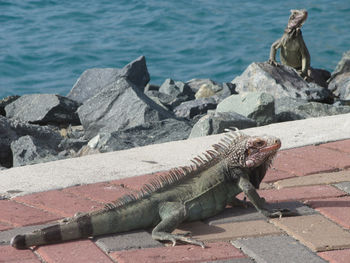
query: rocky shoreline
[{"left": 1, "top": 52, "right": 350, "bottom": 169}]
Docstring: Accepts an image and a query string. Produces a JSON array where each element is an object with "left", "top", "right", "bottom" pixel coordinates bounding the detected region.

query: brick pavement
[{"left": 1, "top": 140, "right": 350, "bottom": 262}]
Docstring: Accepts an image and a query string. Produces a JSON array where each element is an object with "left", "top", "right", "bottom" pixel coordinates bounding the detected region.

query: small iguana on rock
[
  {"left": 11, "top": 130, "right": 289, "bottom": 249},
  {"left": 268, "top": 9, "right": 311, "bottom": 80}
]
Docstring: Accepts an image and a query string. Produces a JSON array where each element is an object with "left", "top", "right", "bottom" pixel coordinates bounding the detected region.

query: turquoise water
[{"left": 1, "top": 0, "right": 349, "bottom": 99}]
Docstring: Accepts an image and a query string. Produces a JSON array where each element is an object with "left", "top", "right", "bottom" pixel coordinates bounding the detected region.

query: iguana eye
[{"left": 253, "top": 140, "right": 266, "bottom": 148}]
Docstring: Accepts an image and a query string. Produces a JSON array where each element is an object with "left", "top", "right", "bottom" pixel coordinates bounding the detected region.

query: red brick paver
[
  {"left": 0, "top": 221, "right": 13, "bottom": 231},
  {"left": 111, "top": 172, "right": 165, "bottom": 191},
  {"left": 283, "top": 145, "right": 350, "bottom": 170},
  {"left": 0, "top": 200, "right": 59, "bottom": 227},
  {"left": 110, "top": 242, "right": 245, "bottom": 263},
  {"left": 242, "top": 185, "right": 346, "bottom": 203},
  {"left": 37, "top": 240, "right": 113, "bottom": 263},
  {"left": 0, "top": 246, "right": 41, "bottom": 263},
  {"left": 271, "top": 150, "right": 336, "bottom": 176},
  {"left": 63, "top": 181, "right": 136, "bottom": 203},
  {"left": 14, "top": 190, "right": 104, "bottom": 218},
  {"left": 320, "top": 139, "right": 350, "bottom": 154},
  {"left": 318, "top": 248, "right": 350, "bottom": 263},
  {"left": 307, "top": 196, "right": 350, "bottom": 229}
]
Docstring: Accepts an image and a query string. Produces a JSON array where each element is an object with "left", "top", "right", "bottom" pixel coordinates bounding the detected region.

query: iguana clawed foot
[
  {"left": 268, "top": 59, "right": 279, "bottom": 67},
  {"left": 260, "top": 208, "right": 296, "bottom": 218},
  {"left": 152, "top": 232, "right": 205, "bottom": 248}
]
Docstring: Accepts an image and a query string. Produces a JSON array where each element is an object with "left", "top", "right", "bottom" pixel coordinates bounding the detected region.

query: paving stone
[
  {"left": 14, "top": 190, "right": 104, "bottom": 217},
  {"left": 63, "top": 182, "right": 136, "bottom": 203},
  {"left": 274, "top": 170, "right": 350, "bottom": 189},
  {"left": 334, "top": 181, "right": 350, "bottom": 194},
  {"left": 0, "top": 200, "right": 59, "bottom": 227},
  {"left": 110, "top": 241, "right": 245, "bottom": 263},
  {"left": 318, "top": 248, "right": 350, "bottom": 263},
  {"left": 256, "top": 185, "right": 346, "bottom": 203},
  {"left": 232, "top": 235, "right": 327, "bottom": 263},
  {"left": 0, "top": 221, "right": 13, "bottom": 231},
  {"left": 306, "top": 196, "right": 350, "bottom": 229},
  {"left": 205, "top": 201, "right": 316, "bottom": 225},
  {"left": 271, "top": 150, "right": 336, "bottom": 176},
  {"left": 205, "top": 258, "right": 254, "bottom": 263},
  {"left": 271, "top": 214, "right": 350, "bottom": 252},
  {"left": 37, "top": 239, "right": 113, "bottom": 263},
  {"left": 263, "top": 168, "right": 295, "bottom": 183},
  {"left": 320, "top": 139, "right": 350, "bottom": 154},
  {"left": 175, "top": 220, "right": 282, "bottom": 243},
  {"left": 284, "top": 145, "right": 350, "bottom": 169},
  {"left": 0, "top": 245, "right": 41, "bottom": 263},
  {"left": 94, "top": 230, "right": 162, "bottom": 252},
  {"left": 0, "top": 223, "right": 54, "bottom": 246}
]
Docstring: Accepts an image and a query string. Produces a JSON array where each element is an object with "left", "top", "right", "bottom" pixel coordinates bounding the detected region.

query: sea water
[{"left": 0, "top": 0, "right": 349, "bottom": 99}]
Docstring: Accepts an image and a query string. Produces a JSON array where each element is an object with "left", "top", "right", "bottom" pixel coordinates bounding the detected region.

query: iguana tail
[
  {"left": 11, "top": 200, "right": 156, "bottom": 249},
  {"left": 11, "top": 213, "right": 100, "bottom": 249}
]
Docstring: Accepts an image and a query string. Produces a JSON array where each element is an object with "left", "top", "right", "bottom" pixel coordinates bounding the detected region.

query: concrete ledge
[{"left": 1, "top": 113, "right": 350, "bottom": 197}]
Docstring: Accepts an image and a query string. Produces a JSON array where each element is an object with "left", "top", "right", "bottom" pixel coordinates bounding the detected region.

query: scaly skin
[
  {"left": 11, "top": 130, "right": 289, "bottom": 249},
  {"left": 268, "top": 9, "right": 311, "bottom": 80}
]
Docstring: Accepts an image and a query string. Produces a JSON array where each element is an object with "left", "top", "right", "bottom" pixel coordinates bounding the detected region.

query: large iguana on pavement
[
  {"left": 11, "top": 130, "right": 289, "bottom": 249},
  {"left": 268, "top": 9, "right": 311, "bottom": 80}
]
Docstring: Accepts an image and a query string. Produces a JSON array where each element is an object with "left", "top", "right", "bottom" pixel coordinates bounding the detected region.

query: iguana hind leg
[{"left": 152, "top": 202, "right": 205, "bottom": 248}]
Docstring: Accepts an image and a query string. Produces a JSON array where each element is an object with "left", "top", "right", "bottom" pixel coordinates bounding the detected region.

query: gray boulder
[
  {"left": 275, "top": 97, "right": 350, "bottom": 122},
  {"left": 5, "top": 94, "right": 80, "bottom": 126},
  {"left": 186, "top": 78, "right": 236, "bottom": 100},
  {"left": 84, "top": 119, "right": 192, "bottom": 153},
  {"left": 328, "top": 72, "right": 350, "bottom": 101},
  {"left": 173, "top": 97, "right": 217, "bottom": 119},
  {"left": 0, "top": 116, "right": 62, "bottom": 168},
  {"left": 11, "top": 135, "right": 60, "bottom": 167},
  {"left": 232, "top": 62, "right": 332, "bottom": 103},
  {"left": 77, "top": 78, "right": 174, "bottom": 139},
  {"left": 68, "top": 56, "right": 150, "bottom": 103},
  {"left": 145, "top": 90, "right": 185, "bottom": 110},
  {"left": 159, "top": 79, "right": 195, "bottom": 101},
  {"left": 0, "top": 95, "right": 20, "bottom": 116},
  {"left": 216, "top": 92, "right": 275, "bottom": 126},
  {"left": 332, "top": 50, "right": 350, "bottom": 77},
  {"left": 189, "top": 112, "right": 256, "bottom": 138}
]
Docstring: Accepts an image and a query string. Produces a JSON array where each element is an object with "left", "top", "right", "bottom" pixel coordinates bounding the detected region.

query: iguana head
[
  {"left": 287, "top": 9, "right": 308, "bottom": 31},
  {"left": 244, "top": 135, "right": 281, "bottom": 168}
]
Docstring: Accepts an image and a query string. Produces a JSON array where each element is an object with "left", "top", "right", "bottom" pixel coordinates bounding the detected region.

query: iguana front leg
[
  {"left": 238, "top": 175, "right": 289, "bottom": 218},
  {"left": 268, "top": 38, "right": 282, "bottom": 66},
  {"left": 152, "top": 202, "right": 205, "bottom": 248}
]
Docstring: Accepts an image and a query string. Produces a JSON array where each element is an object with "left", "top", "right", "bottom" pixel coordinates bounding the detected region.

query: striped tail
[{"left": 11, "top": 214, "right": 94, "bottom": 249}]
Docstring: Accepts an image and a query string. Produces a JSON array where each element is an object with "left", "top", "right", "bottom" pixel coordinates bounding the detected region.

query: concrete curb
[{"left": 1, "top": 113, "right": 350, "bottom": 197}]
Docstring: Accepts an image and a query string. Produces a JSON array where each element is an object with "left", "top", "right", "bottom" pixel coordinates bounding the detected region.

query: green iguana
[
  {"left": 11, "top": 130, "right": 289, "bottom": 249},
  {"left": 268, "top": 9, "right": 311, "bottom": 80}
]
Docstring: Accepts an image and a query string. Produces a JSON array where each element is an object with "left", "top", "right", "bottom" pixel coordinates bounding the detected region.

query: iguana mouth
[{"left": 260, "top": 140, "right": 281, "bottom": 153}]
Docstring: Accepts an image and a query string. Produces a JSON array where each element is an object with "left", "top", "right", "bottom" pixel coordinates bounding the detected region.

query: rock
[
  {"left": 309, "top": 68, "right": 331, "bottom": 88},
  {"left": 0, "top": 95, "right": 20, "bottom": 116},
  {"left": 11, "top": 135, "right": 60, "bottom": 167},
  {"left": 329, "top": 72, "right": 350, "bottom": 101},
  {"left": 77, "top": 78, "right": 174, "bottom": 139},
  {"left": 232, "top": 62, "right": 333, "bottom": 103},
  {"left": 67, "top": 56, "right": 150, "bottom": 103},
  {"left": 144, "top": 83, "right": 160, "bottom": 92},
  {"left": 189, "top": 112, "right": 257, "bottom": 138},
  {"left": 275, "top": 97, "right": 350, "bottom": 121},
  {"left": 145, "top": 90, "right": 181, "bottom": 110},
  {"left": 5, "top": 94, "right": 81, "bottom": 126},
  {"left": 85, "top": 119, "right": 192, "bottom": 153},
  {"left": 173, "top": 97, "right": 217, "bottom": 119},
  {"left": 194, "top": 82, "right": 236, "bottom": 100},
  {"left": 332, "top": 50, "right": 350, "bottom": 77},
  {"left": 159, "top": 78, "right": 195, "bottom": 101},
  {"left": 0, "top": 116, "right": 62, "bottom": 167},
  {"left": 216, "top": 92, "right": 275, "bottom": 126}
]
